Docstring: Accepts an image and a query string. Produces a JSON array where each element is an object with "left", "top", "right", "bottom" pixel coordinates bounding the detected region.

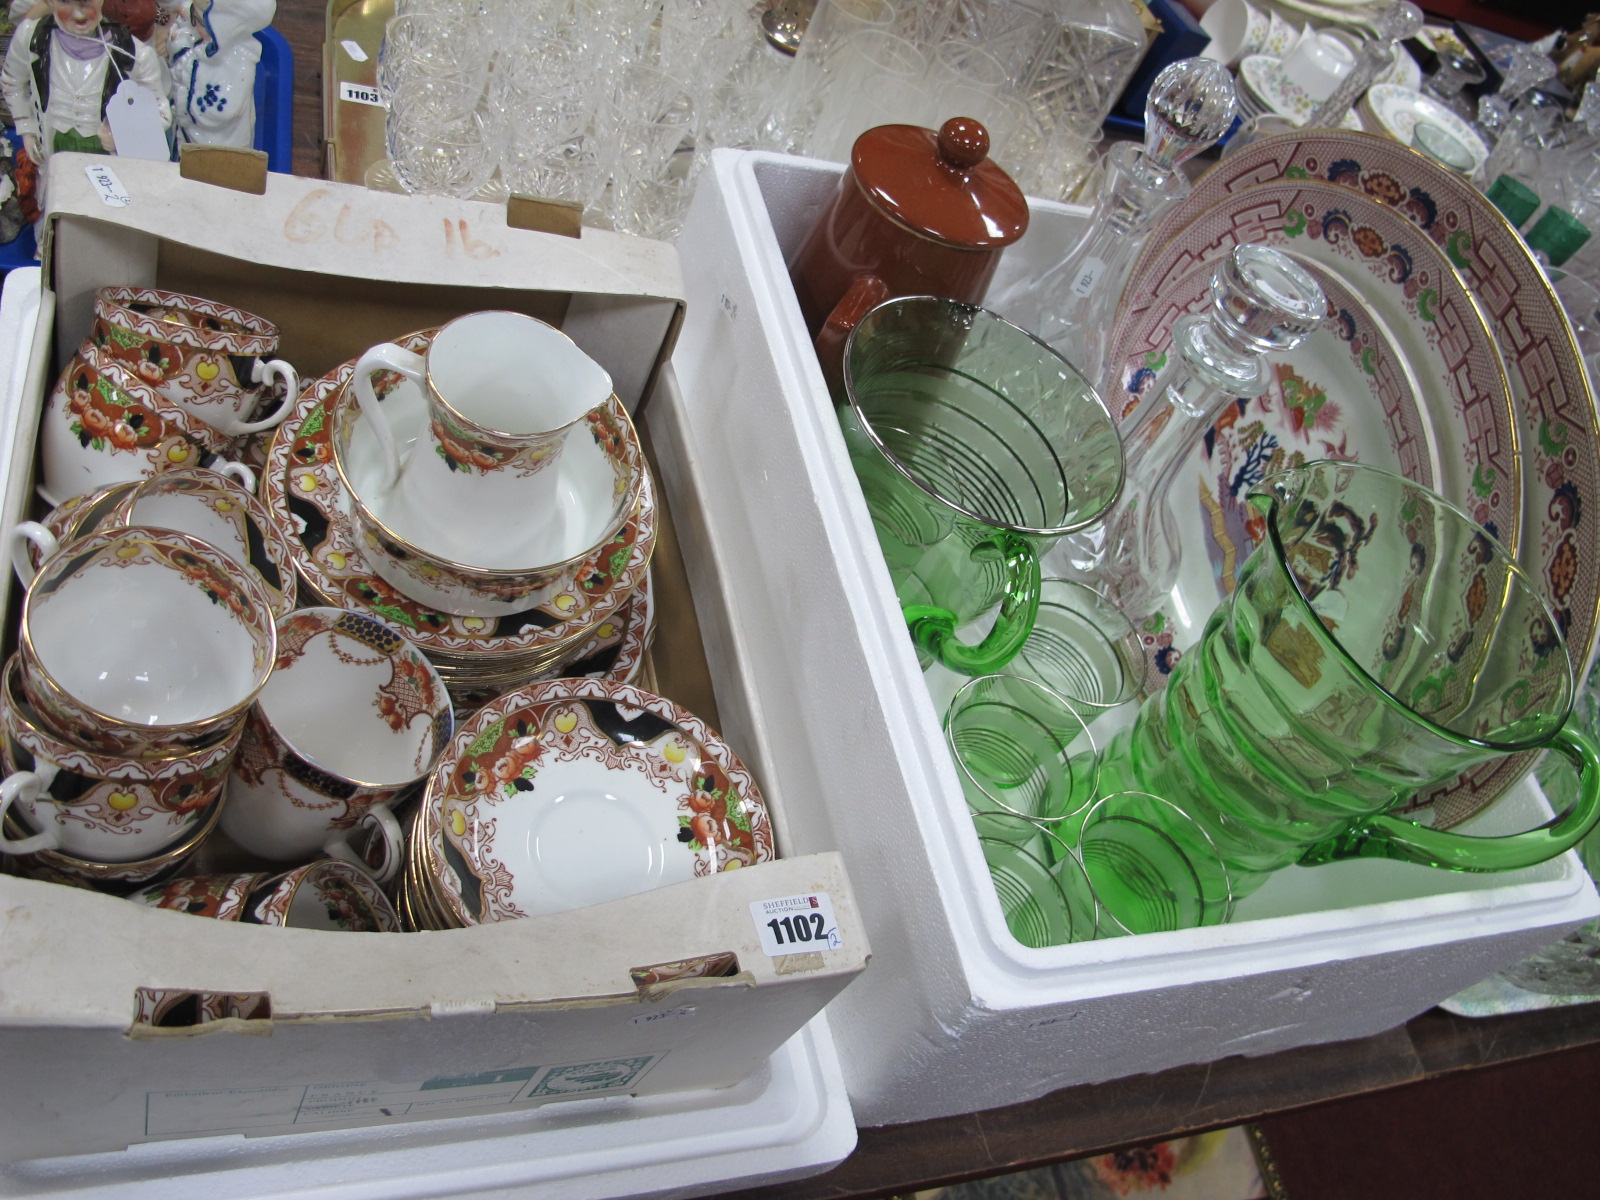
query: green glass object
[
  {"left": 1526, "top": 205, "right": 1592, "bottom": 268},
  {"left": 1094, "top": 460, "right": 1600, "bottom": 900},
  {"left": 1075, "top": 791, "right": 1234, "bottom": 935},
  {"left": 945, "top": 674, "right": 1099, "bottom": 825},
  {"left": 840, "top": 296, "right": 1124, "bottom": 676},
  {"left": 978, "top": 829, "right": 1103, "bottom": 947},
  {"left": 1009, "top": 579, "right": 1143, "bottom": 718},
  {"left": 1486, "top": 174, "right": 1540, "bottom": 229}
]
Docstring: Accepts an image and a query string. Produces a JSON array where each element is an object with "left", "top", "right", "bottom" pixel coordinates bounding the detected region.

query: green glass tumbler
[
  {"left": 977, "top": 819, "right": 1104, "bottom": 947},
  {"left": 945, "top": 674, "right": 1099, "bottom": 827},
  {"left": 1095, "top": 460, "right": 1600, "bottom": 900},
  {"left": 839, "top": 297, "right": 1124, "bottom": 676},
  {"left": 1076, "top": 791, "right": 1235, "bottom": 935}
]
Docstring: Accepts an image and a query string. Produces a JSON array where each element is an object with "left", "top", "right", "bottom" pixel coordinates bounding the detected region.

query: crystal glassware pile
[
  {"left": 375, "top": 0, "right": 794, "bottom": 237},
  {"left": 374, "top": 0, "right": 1149, "bottom": 235}
]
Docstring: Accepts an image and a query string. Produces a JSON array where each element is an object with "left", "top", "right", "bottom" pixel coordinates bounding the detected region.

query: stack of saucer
[
  {"left": 261, "top": 329, "right": 657, "bottom": 708},
  {"left": 398, "top": 678, "right": 776, "bottom": 931}
]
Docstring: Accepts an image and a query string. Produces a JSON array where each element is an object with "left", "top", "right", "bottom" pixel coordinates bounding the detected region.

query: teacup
[
  {"left": 332, "top": 328, "right": 647, "bottom": 617},
  {"left": 0, "top": 654, "right": 240, "bottom": 861},
  {"left": 1280, "top": 29, "right": 1355, "bottom": 103},
  {"left": 1, "top": 767, "right": 226, "bottom": 890},
  {"left": 342, "top": 311, "right": 635, "bottom": 574},
  {"left": 40, "top": 341, "right": 256, "bottom": 505},
  {"left": 222, "top": 607, "right": 452, "bottom": 876},
  {"left": 16, "top": 525, "right": 276, "bottom": 759},
  {"left": 90, "top": 285, "right": 299, "bottom": 438},
  {"left": 130, "top": 859, "right": 402, "bottom": 931},
  {"left": 110, "top": 469, "right": 295, "bottom": 619},
  {"left": 12, "top": 469, "right": 291, "bottom": 620},
  {"left": 1199, "top": 0, "right": 1268, "bottom": 67}
]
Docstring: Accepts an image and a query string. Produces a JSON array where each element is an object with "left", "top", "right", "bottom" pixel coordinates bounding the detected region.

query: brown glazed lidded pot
[{"left": 789, "top": 116, "right": 1029, "bottom": 380}]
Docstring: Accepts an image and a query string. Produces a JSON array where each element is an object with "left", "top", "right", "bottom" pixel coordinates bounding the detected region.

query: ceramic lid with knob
[{"left": 851, "top": 117, "right": 1029, "bottom": 250}]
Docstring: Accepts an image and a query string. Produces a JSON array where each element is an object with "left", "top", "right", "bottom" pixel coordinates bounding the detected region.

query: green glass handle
[
  {"left": 1297, "top": 725, "right": 1600, "bottom": 872},
  {"left": 902, "top": 532, "right": 1041, "bottom": 675}
]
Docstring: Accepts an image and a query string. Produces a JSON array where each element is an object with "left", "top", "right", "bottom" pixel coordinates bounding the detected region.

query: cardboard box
[
  {"left": 668, "top": 147, "right": 1600, "bottom": 1128},
  {"left": 0, "top": 154, "right": 869, "bottom": 1164}
]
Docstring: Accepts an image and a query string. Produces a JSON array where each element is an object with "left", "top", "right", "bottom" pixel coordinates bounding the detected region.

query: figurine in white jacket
[
  {"left": 0, "top": 0, "right": 170, "bottom": 219},
  {"left": 167, "top": 0, "right": 271, "bottom": 150}
]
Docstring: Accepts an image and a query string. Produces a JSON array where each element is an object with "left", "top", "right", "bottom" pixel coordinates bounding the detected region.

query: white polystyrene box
[
  {"left": 668, "top": 147, "right": 1600, "bottom": 1128},
  {"left": 0, "top": 266, "right": 857, "bottom": 1199}
]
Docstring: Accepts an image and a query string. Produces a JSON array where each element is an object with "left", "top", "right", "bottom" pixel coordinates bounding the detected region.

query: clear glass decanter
[
  {"left": 997, "top": 57, "right": 1236, "bottom": 388},
  {"left": 1076, "top": 244, "right": 1328, "bottom": 616}
]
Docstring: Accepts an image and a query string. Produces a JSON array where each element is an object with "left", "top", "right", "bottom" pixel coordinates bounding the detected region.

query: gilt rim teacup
[
  {"left": 0, "top": 654, "right": 241, "bottom": 861},
  {"left": 91, "top": 285, "right": 298, "bottom": 436},
  {"left": 41, "top": 341, "right": 256, "bottom": 505},
  {"left": 17, "top": 525, "right": 276, "bottom": 759},
  {"left": 109, "top": 468, "right": 298, "bottom": 620},
  {"left": 2, "top": 777, "right": 226, "bottom": 890},
  {"left": 222, "top": 606, "right": 452, "bottom": 868}
]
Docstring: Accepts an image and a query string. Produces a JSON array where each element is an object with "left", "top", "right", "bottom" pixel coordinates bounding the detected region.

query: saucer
[
  {"left": 1362, "top": 84, "right": 1489, "bottom": 174},
  {"left": 261, "top": 332, "right": 655, "bottom": 665},
  {"left": 420, "top": 678, "right": 774, "bottom": 924},
  {"left": 1238, "top": 55, "right": 1363, "bottom": 128}
]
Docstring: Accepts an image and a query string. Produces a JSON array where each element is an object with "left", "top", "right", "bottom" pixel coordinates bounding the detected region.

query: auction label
[
  {"left": 339, "top": 81, "right": 385, "bottom": 107},
  {"left": 750, "top": 892, "right": 842, "bottom": 955}
]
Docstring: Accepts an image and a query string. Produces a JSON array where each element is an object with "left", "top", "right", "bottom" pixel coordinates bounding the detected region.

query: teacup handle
[
  {"left": 1298, "top": 724, "right": 1600, "bottom": 872},
  {"left": 323, "top": 803, "right": 402, "bottom": 885},
  {"left": 228, "top": 358, "right": 301, "bottom": 436},
  {"left": 0, "top": 771, "right": 61, "bottom": 856},
  {"left": 901, "top": 531, "right": 1042, "bottom": 676},
  {"left": 352, "top": 342, "right": 427, "bottom": 492},
  {"left": 211, "top": 461, "right": 257, "bottom": 493},
  {"left": 9, "top": 520, "right": 58, "bottom": 587}
]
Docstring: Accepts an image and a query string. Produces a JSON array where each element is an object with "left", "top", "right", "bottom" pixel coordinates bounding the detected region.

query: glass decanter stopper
[
  {"left": 1083, "top": 244, "right": 1327, "bottom": 615},
  {"left": 1302, "top": 1, "right": 1423, "bottom": 131},
  {"left": 997, "top": 58, "right": 1236, "bottom": 388}
]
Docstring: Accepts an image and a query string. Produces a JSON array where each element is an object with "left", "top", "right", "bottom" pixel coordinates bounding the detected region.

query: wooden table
[{"left": 264, "top": 5, "right": 1598, "bottom": 1196}]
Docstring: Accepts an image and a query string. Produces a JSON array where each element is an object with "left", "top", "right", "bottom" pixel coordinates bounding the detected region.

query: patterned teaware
[
  {"left": 90, "top": 285, "right": 299, "bottom": 438},
  {"left": 407, "top": 679, "right": 774, "bottom": 926},
  {"left": 130, "top": 859, "right": 402, "bottom": 931},
  {"left": 222, "top": 607, "right": 452, "bottom": 871},
  {"left": 340, "top": 311, "right": 641, "bottom": 605},
  {"left": 39, "top": 341, "right": 257, "bottom": 505},
  {"left": 15, "top": 526, "right": 276, "bottom": 759},
  {"left": 0, "top": 654, "right": 240, "bottom": 861},
  {"left": 15, "top": 469, "right": 293, "bottom": 621}
]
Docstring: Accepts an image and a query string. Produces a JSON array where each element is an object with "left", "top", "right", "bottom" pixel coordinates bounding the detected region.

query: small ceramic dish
[
  {"left": 420, "top": 678, "right": 775, "bottom": 925},
  {"left": 1362, "top": 84, "right": 1489, "bottom": 174},
  {"left": 1237, "top": 54, "right": 1364, "bottom": 128}
]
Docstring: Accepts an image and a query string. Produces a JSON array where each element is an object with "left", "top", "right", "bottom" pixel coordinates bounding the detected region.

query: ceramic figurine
[
  {"left": 0, "top": 0, "right": 171, "bottom": 222},
  {"left": 167, "top": 0, "right": 271, "bottom": 152}
]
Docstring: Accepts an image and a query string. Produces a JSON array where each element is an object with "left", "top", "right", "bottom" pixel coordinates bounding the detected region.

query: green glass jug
[
  {"left": 1094, "top": 461, "right": 1600, "bottom": 900},
  {"left": 839, "top": 296, "right": 1124, "bottom": 676}
]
